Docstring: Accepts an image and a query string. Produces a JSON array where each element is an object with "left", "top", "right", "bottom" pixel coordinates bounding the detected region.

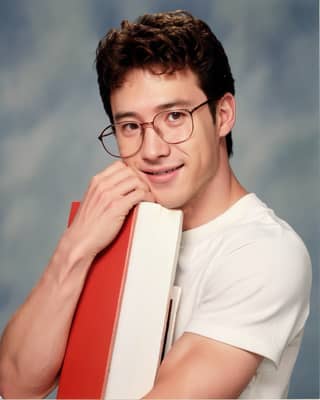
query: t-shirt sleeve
[{"left": 185, "top": 229, "right": 312, "bottom": 367}]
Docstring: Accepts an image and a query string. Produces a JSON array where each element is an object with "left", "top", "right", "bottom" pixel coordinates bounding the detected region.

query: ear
[{"left": 215, "top": 93, "right": 236, "bottom": 138}]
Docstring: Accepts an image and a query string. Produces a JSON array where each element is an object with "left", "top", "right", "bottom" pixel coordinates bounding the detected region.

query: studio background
[{"left": 0, "top": 0, "right": 318, "bottom": 398}]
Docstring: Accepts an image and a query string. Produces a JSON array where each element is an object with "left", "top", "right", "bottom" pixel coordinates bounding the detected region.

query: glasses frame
[{"left": 98, "top": 98, "right": 214, "bottom": 158}]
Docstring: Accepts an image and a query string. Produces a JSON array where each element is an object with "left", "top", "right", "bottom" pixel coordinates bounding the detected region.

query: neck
[{"left": 182, "top": 149, "right": 247, "bottom": 230}]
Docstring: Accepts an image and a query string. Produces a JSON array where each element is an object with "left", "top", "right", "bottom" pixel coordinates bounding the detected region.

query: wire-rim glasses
[{"left": 98, "top": 98, "right": 214, "bottom": 158}]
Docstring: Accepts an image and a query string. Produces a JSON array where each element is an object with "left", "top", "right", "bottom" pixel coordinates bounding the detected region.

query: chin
[{"left": 152, "top": 194, "right": 185, "bottom": 210}]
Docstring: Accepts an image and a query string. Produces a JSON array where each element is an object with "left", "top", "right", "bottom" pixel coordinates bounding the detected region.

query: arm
[
  {"left": 0, "top": 161, "right": 154, "bottom": 398},
  {"left": 144, "top": 230, "right": 311, "bottom": 399},
  {"left": 0, "top": 245, "right": 94, "bottom": 398},
  {"left": 144, "top": 332, "right": 262, "bottom": 399}
]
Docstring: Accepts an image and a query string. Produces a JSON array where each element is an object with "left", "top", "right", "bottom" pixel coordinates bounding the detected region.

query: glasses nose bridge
[
  {"left": 140, "top": 117, "right": 161, "bottom": 136},
  {"left": 141, "top": 119, "right": 155, "bottom": 131}
]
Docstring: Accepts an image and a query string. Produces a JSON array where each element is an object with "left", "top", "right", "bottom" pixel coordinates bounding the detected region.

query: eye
[
  {"left": 164, "top": 110, "right": 189, "bottom": 127},
  {"left": 123, "top": 122, "right": 140, "bottom": 130},
  {"left": 118, "top": 122, "right": 140, "bottom": 136},
  {"left": 167, "top": 111, "right": 184, "bottom": 122}
]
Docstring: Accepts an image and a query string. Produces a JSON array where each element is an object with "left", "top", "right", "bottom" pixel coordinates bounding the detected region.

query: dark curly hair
[{"left": 96, "top": 10, "right": 235, "bottom": 157}]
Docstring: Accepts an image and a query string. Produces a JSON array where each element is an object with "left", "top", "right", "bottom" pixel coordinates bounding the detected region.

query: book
[{"left": 57, "top": 201, "right": 183, "bottom": 399}]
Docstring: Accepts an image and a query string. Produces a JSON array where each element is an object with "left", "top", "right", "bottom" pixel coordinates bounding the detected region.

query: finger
[
  {"left": 110, "top": 175, "right": 151, "bottom": 197},
  {"left": 125, "top": 167, "right": 153, "bottom": 191},
  {"left": 80, "top": 163, "right": 133, "bottom": 212},
  {"left": 109, "top": 188, "right": 155, "bottom": 217},
  {"left": 92, "top": 176, "right": 151, "bottom": 215},
  {"left": 84, "top": 162, "right": 145, "bottom": 201},
  {"left": 97, "top": 160, "right": 127, "bottom": 178},
  {"left": 91, "top": 172, "right": 150, "bottom": 206},
  {"left": 79, "top": 173, "right": 150, "bottom": 221},
  {"left": 96, "top": 165, "right": 144, "bottom": 192},
  {"left": 85, "top": 162, "right": 126, "bottom": 194}
]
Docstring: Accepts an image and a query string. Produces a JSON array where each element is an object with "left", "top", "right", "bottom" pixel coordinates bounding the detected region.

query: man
[{"left": 0, "top": 10, "right": 311, "bottom": 398}]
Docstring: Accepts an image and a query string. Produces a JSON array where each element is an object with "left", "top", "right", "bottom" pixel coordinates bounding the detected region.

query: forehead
[
  {"left": 119, "top": 66, "right": 200, "bottom": 86},
  {"left": 110, "top": 67, "right": 205, "bottom": 115}
]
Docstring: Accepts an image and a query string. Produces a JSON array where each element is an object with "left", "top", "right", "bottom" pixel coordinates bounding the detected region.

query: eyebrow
[{"left": 113, "top": 99, "right": 194, "bottom": 121}]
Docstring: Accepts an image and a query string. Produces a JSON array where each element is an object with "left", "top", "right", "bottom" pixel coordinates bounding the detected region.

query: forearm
[
  {"left": 0, "top": 162, "right": 154, "bottom": 398},
  {"left": 0, "top": 234, "right": 94, "bottom": 398}
]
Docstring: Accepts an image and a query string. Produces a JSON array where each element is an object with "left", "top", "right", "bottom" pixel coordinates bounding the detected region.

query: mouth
[{"left": 143, "top": 164, "right": 184, "bottom": 176}]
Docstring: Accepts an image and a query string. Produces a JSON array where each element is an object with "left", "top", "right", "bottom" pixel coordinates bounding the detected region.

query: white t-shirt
[{"left": 173, "top": 193, "right": 311, "bottom": 398}]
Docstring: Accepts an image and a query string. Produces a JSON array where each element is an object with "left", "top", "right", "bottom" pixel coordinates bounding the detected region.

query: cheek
[
  {"left": 123, "top": 158, "right": 146, "bottom": 182},
  {"left": 190, "top": 128, "right": 218, "bottom": 167},
  {"left": 197, "top": 150, "right": 216, "bottom": 182},
  {"left": 195, "top": 136, "right": 220, "bottom": 184}
]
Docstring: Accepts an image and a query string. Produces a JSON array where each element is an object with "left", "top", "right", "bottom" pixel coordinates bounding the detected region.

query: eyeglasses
[{"left": 98, "top": 98, "right": 214, "bottom": 158}]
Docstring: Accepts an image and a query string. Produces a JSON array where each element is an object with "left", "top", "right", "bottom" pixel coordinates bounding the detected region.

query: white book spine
[{"left": 104, "top": 203, "right": 182, "bottom": 399}]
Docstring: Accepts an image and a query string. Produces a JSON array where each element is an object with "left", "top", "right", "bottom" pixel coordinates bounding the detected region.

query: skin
[
  {"left": 0, "top": 67, "right": 261, "bottom": 398},
  {"left": 0, "top": 162, "right": 154, "bottom": 398},
  {"left": 111, "top": 68, "right": 247, "bottom": 229},
  {"left": 112, "top": 68, "right": 262, "bottom": 398}
]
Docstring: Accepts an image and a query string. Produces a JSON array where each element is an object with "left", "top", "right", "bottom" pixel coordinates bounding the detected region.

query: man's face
[{"left": 110, "top": 68, "right": 224, "bottom": 211}]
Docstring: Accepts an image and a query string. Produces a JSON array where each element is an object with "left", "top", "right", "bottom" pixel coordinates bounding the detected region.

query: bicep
[{"left": 144, "top": 332, "right": 262, "bottom": 399}]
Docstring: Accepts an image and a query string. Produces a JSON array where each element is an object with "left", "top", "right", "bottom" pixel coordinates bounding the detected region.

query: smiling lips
[
  {"left": 143, "top": 164, "right": 184, "bottom": 175},
  {"left": 142, "top": 164, "right": 184, "bottom": 183}
]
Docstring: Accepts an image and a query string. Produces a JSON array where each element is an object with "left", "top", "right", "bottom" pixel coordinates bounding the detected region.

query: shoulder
[
  {"left": 184, "top": 197, "right": 312, "bottom": 365},
  {"left": 202, "top": 203, "right": 312, "bottom": 306},
  {"left": 214, "top": 199, "right": 311, "bottom": 280},
  {"left": 185, "top": 194, "right": 312, "bottom": 303}
]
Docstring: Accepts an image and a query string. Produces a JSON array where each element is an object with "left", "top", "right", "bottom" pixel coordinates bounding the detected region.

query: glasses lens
[
  {"left": 155, "top": 110, "right": 193, "bottom": 143},
  {"left": 100, "top": 130, "right": 120, "bottom": 157},
  {"left": 100, "top": 126, "right": 142, "bottom": 158}
]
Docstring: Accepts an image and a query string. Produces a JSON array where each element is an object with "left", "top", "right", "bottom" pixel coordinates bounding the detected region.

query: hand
[{"left": 62, "top": 161, "right": 155, "bottom": 260}]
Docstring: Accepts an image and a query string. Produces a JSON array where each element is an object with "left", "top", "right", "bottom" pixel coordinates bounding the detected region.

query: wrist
[
  {"left": 59, "top": 229, "right": 96, "bottom": 264},
  {"left": 47, "top": 231, "right": 96, "bottom": 288}
]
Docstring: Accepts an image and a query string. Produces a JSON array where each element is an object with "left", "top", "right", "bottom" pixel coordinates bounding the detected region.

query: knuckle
[
  {"left": 90, "top": 180, "right": 109, "bottom": 199},
  {"left": 107, "top": 200, "right": 117, "bottom": 211},
  {"left": 96, "top": 183, "right": 105, "bottom": 196}
]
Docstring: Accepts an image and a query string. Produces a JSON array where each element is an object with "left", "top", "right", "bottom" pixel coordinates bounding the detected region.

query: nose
[{"left": 139, "top": 124, "right": 171, "bottom": 161}]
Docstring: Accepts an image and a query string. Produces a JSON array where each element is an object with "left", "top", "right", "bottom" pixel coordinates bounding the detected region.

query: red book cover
[{"left": 57, "top": 202, "right": 137, "bottom": 399}]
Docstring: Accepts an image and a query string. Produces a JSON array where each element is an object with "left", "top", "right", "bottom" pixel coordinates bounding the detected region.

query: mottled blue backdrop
[{"left": 0, "top": 0, "right": 318, "bottom": 398}]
